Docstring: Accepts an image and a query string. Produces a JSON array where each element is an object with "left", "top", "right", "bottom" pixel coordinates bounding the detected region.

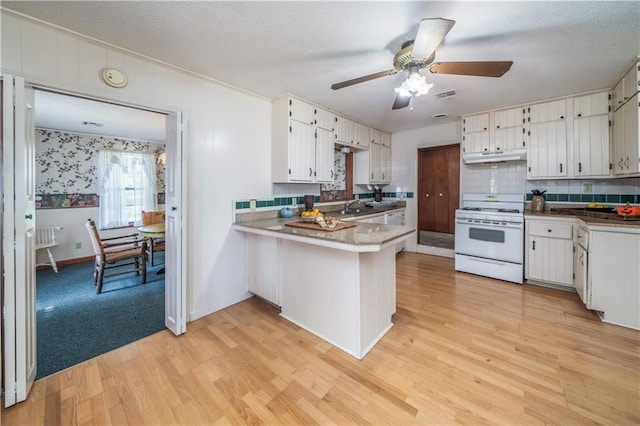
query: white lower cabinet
[
  {"left": 246, "top": 234, "right": 280, "bottom": 306},
  {"left": 589, "top": 228, "right": 640, "bottom": 329},
  {"left": 525, "top": 218, "right": 574, "bottom": 287}
]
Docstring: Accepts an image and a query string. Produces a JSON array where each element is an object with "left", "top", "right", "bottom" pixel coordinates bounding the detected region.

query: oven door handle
[{"left": 466, "top": 256, "right": 509, "bottom": 266}]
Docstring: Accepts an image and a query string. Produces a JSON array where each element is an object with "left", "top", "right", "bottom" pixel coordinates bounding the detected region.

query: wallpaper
[{"left": 35, "top": 129, "right": 165, "bottom": 208}]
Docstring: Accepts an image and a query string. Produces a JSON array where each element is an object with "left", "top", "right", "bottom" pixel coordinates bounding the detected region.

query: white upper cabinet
[
  {"left": 462, "top": 112, "right": 490, "bottom": 154},
  {"left": 527, "top": 99, "right": 568, "bottom": 178},
  {"left": 289, "top": 98, "right": 315, "bottom": 124},
  {"left": 493, "top": 107, "right": 526, "bottom": 152},
  {"left": 573, "top": 91, "right": 610, "bottom": 118},
  {"left": 529, "top": 99, "right": 567, "bottom": 123},
  {"left": 272, "top": 96, "right": 333, "bottom": 183},
  {"left": 572, "top": 91, "right": 611, "bottom": 177},
  {"left": 611, "top": 61, "right": 640, "bottom": 176},
  {"left": 334, "top": 115, "right": 356, "bottom": 147},
  {"left": 354, "top": 122, "right": 370, "bottom": 148},
  {"left": 354, "top": 131, "right": 391, "bottom": 184},
  {"left": 613, "top": 61, "right": 640, "bottom": 111},
  {"left": 314, "top": 107, "right": 335, "bottom": 131}
]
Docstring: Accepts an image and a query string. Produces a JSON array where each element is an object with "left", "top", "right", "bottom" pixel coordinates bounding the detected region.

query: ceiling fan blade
[
  {"left": 392, "top": 94, "right": 411, "bottom": 110},
  {"left": 429, "top": 61, "right": 513, "bottom": 77},
  {"left": 411, "top": 18, "right": 456, "bottom": 61},
  {"left": 331, "top": 69, "right": 398, "bottom": 90}
]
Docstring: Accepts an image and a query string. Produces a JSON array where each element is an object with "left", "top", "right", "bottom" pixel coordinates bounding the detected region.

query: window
[{"left": 97, "top": 150, "right": 157, "bottom": 229}]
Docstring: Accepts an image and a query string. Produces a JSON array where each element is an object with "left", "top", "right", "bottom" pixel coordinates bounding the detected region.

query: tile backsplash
[{"left": 461, "top": 160, "right": 640, "bottom": 204}]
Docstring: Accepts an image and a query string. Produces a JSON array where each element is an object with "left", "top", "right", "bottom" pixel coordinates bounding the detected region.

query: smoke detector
[{"left": 436, "top": 89, "right": 457, "bottom": 100}]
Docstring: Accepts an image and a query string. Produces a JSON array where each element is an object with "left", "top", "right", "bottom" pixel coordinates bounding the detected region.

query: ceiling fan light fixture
[{"left": 395, "top": 67, "right": 433, "bottom": 98}]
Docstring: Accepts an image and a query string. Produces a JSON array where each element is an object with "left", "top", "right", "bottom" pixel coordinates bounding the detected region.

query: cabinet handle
[
  {"left": 25, "top": 213, "right": 33, "bottom": 219},
  {"left": 559, "top": 163, "right": 563, "bottom": 173},
  {"left": 331, "top": 170, "right": 334, "bottom": 179},
  {"left": 579, "top": 253, "right": 584, "bottom": 263},
  {"left": 577, "top": 113, "right": 582, "bottom": 117},
  {"left": 426, "top": 193, "right": 430, "bottom": 198},
  {"left": 618, "top": 159, "right": 624, "bottom": 169},
  {"left": 625, "top": 157, "right": 630, "bottom": 168},
  {"left": 496, "top": 125, "right": 500, "bottom": 129},
  {"left": 382, "top": 173, "right": 385, "bottom": 180},
  {"left": 371, "top": 172, "right": 374, "bottom": 180},
  {"left": 560, "top": 116, "right": 565, "bottom": 119},
  {"left": 309, "top": 167, "right": 312, "bottom": 177},
  {"left": 439, "top": 193, "right": 443, "bottom": 197},
  {"left": 578, "top": 162, "right": 582, "bottom": 173},
  {"left": 532, "top": 240, "right": 536, "bottom": 250},
  {"left": 547, "top": 229, "right": 552, "bottom": 233}
]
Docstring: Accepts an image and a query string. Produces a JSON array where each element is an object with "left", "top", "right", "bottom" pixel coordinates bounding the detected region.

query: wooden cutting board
[{"left": 285, "top": 221, "right": 357, "bottom": 232}]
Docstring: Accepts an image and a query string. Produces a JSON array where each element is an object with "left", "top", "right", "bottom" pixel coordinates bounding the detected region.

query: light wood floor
[{"left": 3, "top": 253, "right": 639, "bottom": 425}]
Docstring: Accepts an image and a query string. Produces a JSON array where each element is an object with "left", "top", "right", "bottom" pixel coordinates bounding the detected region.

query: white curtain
[{"left": 97, "top": 150, "right": 157, "bottom": 229}]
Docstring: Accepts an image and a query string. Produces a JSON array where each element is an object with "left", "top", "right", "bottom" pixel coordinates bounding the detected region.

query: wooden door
[{"left": 418, "top": 144, "right": 460, "bottom": 234}]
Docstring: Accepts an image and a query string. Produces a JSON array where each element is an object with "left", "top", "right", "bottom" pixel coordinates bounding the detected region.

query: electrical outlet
[
  {"left": 75, "top": 242, "right": 82, "bottom": 249},
  {"left": 582, "top": 183, "right": 593, "bottom": 193}
]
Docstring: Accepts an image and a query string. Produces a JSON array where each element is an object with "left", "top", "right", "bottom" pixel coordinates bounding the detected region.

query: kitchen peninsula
[{"left": 234, "top": 214, "right": 414, "bottom": 359}]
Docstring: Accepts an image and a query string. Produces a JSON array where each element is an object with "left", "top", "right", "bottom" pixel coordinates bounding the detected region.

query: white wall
[
  {"left": 391, "top": 121, "right": 461, "bottom": 251},
  {"left": 2, "top": 11, "right": 273, "bottom": 320}
]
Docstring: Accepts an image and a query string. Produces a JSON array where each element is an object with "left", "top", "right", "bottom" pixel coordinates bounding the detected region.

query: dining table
[{"left": 137, "top": 223, "right": 165, "bottom": 274}]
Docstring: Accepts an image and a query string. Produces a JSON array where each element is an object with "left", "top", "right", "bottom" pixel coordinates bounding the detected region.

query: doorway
[
  {"left": 33, "top": 90, "right": 168, "bottom": 379},
  {"left": 417, "top": 144, "right": 460, "bottom": 253}
]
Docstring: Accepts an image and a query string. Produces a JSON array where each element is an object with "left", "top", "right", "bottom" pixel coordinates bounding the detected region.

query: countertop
[
  {"left": 234, "top": 216, "right": 414, "bottom": 253},
  {"left": 525, "top": 209, "right": 640, "bottom": 229}
]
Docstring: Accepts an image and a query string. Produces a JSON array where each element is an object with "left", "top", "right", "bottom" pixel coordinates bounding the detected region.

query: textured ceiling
[{"left": 4, "top": 1, "right": 640, "bottom": 136}]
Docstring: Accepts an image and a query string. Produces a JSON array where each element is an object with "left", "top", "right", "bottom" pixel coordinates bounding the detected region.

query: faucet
[{"left": 344, "top": 199, "right": 358, "bottom": 212}]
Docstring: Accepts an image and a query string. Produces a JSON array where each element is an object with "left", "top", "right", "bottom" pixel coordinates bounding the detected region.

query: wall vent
[
  {"left": 436, "top": 90, "right": 457, "bottom": 100},
  {"left": 432, "top": 113, "right": 449, "bottom": 119}
]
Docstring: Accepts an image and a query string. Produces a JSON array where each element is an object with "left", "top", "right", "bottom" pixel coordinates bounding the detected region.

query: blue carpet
[{"left": 36, "top": 259, "right": 165, "bottom": 379}]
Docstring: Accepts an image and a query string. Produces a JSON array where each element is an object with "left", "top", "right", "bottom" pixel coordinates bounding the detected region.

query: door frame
[{"left": 2, "top": 77, "right": 188, "bottom": 406}]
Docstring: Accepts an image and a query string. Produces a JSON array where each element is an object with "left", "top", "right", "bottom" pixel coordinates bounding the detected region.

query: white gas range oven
[{"left": 454, "top": 193, "right": 525, "bottom": 284}]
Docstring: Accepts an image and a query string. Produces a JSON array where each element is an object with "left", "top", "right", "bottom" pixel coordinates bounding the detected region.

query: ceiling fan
[{"left": 331, "top": 18, "right": 513, "bottom": 110}]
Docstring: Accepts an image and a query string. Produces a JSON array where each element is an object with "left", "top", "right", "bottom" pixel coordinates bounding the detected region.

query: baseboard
[
  {"left": 36, "top": 255, "right": 94, "bottom": 270},
  {"left": 189, "top": 291, "right": 254, "bottom": 322},
  {"left": 416, "top": 244, "right": 454, "bottom": 258}
]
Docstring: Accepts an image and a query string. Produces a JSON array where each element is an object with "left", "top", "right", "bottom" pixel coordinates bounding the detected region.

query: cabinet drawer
[
  {"left": 528, "top": 221, "right": 573, "bottom": 239},
  {"left": 575, "top": 226, "right": 589, "bottom": 249}
]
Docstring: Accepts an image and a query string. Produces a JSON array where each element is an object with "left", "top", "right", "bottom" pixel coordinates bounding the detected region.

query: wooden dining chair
[
  {"left": 85, "top": 219, "right": 147, "bottom": 294},
  {"left": 142, "top": 210, "right": 165, "bottom": 266}
]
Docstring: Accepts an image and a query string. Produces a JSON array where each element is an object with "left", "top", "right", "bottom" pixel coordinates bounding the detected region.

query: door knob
[
  {"left": 25, "top": 213, "right": 33, "bottom": 219},
  {"left": 426, "top": 193, "right": 430, "bottom": 197},
  {"left": 439, "top": 193, "right": 443, "bottom": 197}
]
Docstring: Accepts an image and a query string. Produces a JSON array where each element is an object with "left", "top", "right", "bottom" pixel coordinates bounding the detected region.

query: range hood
[{"left": 462, "top": 149, "right": 527, "bottom": 164}]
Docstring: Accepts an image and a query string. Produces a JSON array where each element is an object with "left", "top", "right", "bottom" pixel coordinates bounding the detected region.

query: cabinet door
[
  {"left": 380, "top": 145, "right": 391, "bottom": 183},
  {"left": 574, "top": 243, "right": 588, "bottom": 304},
  {"left": 495, "top": 127, "right": 525, "bottom": 152},
  {"left": 573, "top": 91, "right": 610, "bottom": 118},
  {"left": 289, "top": 120, "right": 315, "bottom": 181},
  {"left": 334, "top": 115, "right": 355, "bottom": 146},
  {"left": 612, "top": 78, "right": 626, "bottom": 111},
  {"left": 315, "top": 127, "right": 335, "bottom": 182},
  {"left": 369, "top": 142, "right": 382, "bottom": 182},
  {"left": 573, "top": 115, "right": 610, "bottom": 177},
  {"left": 590, "top": 231, "right": 640, "bottom": 328},
  {"left": 289, "top": 98, "right": 314, "bottom": 125},
  {"left": 314, "top": 107, "right": 335, "bottom": 131},
  {"left": 463, "top": 130, "right": 490, "bottom": 154},
  {"left": 370, "top": 128, "right": 381, "bottom": 145},
  {"left": 528, "top": 120, "right": 567, "bottom": 178},
  {"left": 247, "top": 234, "right": 280, "bottom": 306},
  {"left": 380, "top": 132, "right": 391, "bottom": 147},
  {"left": 622, "top": 94, "right": 639, "bottom": 173},
  {"left": 527, "top": 235, "right": 573, "bottom": 286},
  {"left": 354, "top": 122, "right": 370, "bottom": 148},
  {"left": 623, "top": 62, "right": 640, "bottom": 104},
  {"left": 529, "top": 99, "right": 567, "bottom": 123},
  {"left": 612, "top": 106, "right": 626, "bottom": 174},
  {"left": 463, "top": 113, "right": 489, "bottom": 132},
  {"left": 494, "top": 107, "right": 524, "bottom": 129}
]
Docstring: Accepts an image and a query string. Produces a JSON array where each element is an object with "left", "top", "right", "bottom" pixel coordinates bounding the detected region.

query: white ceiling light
[{"left": 394, "top": 66, "right": 433, "bottom": 98}]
